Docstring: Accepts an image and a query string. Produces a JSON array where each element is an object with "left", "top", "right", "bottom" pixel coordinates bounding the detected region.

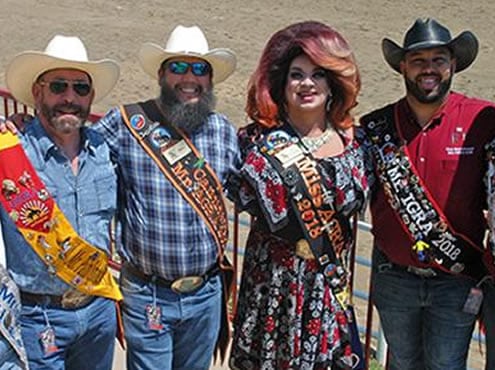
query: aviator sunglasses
[
  {"left": 166, "top": 61, "right": 211, "bottom": 76},
  {"left": 38, "top": 79, "right": 92, "bottom": 97}
]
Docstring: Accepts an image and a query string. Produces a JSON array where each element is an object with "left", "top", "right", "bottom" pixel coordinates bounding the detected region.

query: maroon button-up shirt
[{"left": 369, "top": 92, "right": 495, "bottom": 268}]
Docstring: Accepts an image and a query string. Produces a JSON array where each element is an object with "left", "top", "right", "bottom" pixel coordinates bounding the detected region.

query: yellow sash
[{"left": 0, "top": 132, "right": 122, "bottom": 301}]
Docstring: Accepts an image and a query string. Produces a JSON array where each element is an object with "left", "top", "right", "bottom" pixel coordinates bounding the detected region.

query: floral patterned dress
[{"left": 228, "top": 123, "right": 368, "bottom": 370}]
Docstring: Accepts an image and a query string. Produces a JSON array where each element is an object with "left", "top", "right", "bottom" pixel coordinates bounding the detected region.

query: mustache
[
  {"left": 417, "top": 72, "right": 442, "bottom": 79},
  {"left": 52, "top": 103, "right": 85, "bottom": 115}
]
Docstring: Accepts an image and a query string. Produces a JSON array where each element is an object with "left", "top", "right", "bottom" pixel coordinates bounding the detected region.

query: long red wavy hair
[{"left": 246, "top": 21, "right": 361, "bottom": 130}]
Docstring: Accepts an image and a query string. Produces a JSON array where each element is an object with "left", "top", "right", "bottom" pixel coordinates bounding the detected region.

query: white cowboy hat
[
  {"left": 6, "top": 35, "right": 120, "bottom": 108},
  {"left": 139, "top": 25, "right": 236, "bottom": 84}
]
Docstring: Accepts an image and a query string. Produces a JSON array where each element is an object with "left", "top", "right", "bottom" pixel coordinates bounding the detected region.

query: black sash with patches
[
  {"left": 120, "top": 101, "right": 228, "bottom": 253},
  {"left": 255, "top": 125, "right": 352, "bottom": 307},
  {"left": 120, "top": 101, "right": 233, "bottom": 361},
  {"left": 361, "top": 104, "right": 486, "bottom": 280}
]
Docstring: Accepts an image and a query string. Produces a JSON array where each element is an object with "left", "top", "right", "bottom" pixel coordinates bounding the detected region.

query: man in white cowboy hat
[
  {"left": 0, "top": 34, "right": 121, "bottom": 369},
  {"left": 357, "top": 18, "right": 495, "bottom": 370},
  {"left": 92, "top": 24, "right": 239, "bottom": 369}
]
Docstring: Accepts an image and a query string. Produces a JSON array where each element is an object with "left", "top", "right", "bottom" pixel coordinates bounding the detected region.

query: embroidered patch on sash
[{"left": 361, "top": 107, "right": 486, "bottom": 280}]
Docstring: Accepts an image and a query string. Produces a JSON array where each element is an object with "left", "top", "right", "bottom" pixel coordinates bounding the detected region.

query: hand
[{"left": 0, "top": 113, "right": 32, "bottom": 134}]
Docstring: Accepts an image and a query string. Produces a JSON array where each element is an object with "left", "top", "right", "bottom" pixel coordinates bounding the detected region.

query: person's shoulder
[
  {"left": 83, "top": 125, "right": 110, "bottom": 148},
  {"left": 451, "top": 91, "right": 495, "bottom": 111},
  {"left": 207, "top": 111, "right": 233, "bottom": 125},
  {"left": 359, "top": 101, "right": 398, "bottom": 124}
]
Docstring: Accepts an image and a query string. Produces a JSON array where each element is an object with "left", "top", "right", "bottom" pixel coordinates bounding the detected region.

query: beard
[
  {"left": 40, "top": 102, "right": 89, "bottom": 134},
  {"left": 158, "top": 82, "right": 216, "bottom": 134},
  {"left": 404, "top": 73, "right": 452, "bottom": 104}
]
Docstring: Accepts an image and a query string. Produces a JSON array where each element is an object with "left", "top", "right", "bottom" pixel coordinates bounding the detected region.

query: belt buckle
[
  {"left": 61, "top": 289, "right": 92, "bottom": 309},
  {"left": 407, "top": 266, "right": 437, "bottom": 278},
  {"left": 171, "top": 276, "right": 204, "bottom": 294},
  {"left": 295, "top": 239, "right": 315, "bottom": 260}
]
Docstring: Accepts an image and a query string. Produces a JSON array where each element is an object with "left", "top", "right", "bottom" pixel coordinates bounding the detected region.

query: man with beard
[
  {"left": 93, "top": 25, "right": 239, "bottom": 370},
  {"left": 357, "top": 19, "right": 495, "bottom": 370},
  {"left": 0, "top": 35, "right": 121, "bottom": 369}
]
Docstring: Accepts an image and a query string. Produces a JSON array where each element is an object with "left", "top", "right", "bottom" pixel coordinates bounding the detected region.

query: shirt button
[{"left": 420, "top": 157, "right": 425, "bottom": 162}]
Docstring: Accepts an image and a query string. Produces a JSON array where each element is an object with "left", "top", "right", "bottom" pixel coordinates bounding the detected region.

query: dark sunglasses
[
  {"left": 166, "top": 61, "right": 211, "bottom": 76},
  {"left": 38, "top": 79, "right": 92, "bottom": 97}
]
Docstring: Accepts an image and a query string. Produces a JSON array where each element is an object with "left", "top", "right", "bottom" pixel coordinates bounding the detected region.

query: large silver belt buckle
[
  {"left": 171, "top": 276, "right": 204, "bottom": 294},
  {"left": 61, "top": 289, "right": 93, "bottom": 309}
]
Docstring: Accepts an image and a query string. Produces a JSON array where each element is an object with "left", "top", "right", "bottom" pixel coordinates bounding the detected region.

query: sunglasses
[
  {"left": 166, "top": 61, "right": 211, "bottom": 76},
  {"left": 38, "top": 79, "right": 92, "bottom": 97}
]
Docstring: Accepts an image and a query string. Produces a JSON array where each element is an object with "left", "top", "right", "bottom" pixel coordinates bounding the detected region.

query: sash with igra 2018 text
[
  {"left": 361, "top": 105, "right": 486, "bottom": 280},
  {"left": 0, "top": 132, "right": 122, "bottom": 301}
]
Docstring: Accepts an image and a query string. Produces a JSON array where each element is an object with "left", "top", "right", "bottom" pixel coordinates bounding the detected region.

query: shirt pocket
[
  {"left": 92, "top": 173, "right": 116, "bottom": 214},
  {"left": 83, "top": 164, "right": 117, "bottom": 215}
]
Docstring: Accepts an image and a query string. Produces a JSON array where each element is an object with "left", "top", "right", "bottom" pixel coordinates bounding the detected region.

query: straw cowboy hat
[
  {"left": 139, "top": 25, "right": 236, "bottom": 84},
  {"left": 382, "top": 18, "right": 478, "bottom": 74},
  {"left": 6, "top": 35, "right": 120, "bottom": 108}
]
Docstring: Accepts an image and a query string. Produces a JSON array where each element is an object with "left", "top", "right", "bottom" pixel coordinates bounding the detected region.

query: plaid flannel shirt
[{"left": 94, "top": 105, "right": 240, "bottom": 280}]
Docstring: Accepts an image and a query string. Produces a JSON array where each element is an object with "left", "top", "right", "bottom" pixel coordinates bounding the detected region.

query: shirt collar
[
  {"left": 28, "top": 117, "right": 95, "bottom": 159},
  {"left": 398, "top": 92, "right": 462, "bottom": 131}
]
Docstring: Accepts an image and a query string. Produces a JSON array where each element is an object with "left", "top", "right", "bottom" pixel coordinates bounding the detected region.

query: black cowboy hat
[{"left": 382, "top": 18, "right": 478, "bottom": 73}]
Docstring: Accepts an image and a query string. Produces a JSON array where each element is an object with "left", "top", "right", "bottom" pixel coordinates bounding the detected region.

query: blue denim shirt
[{"left": 1, "top": 118, "right": 117, "bottom": 295}]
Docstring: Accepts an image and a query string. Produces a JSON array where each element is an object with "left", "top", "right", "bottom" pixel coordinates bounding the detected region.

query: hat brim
[
  {"left": 138, "top": 42, "right": 236, "bottom": 84},
  {"left": 382, "top": 31, "right": 479, "bottom": 74},
  {"left": 6, "top": 51, "right": 119, "bottom": 108}
]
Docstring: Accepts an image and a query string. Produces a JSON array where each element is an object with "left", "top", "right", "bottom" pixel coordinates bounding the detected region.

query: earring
[{"left": 325, "top": 94, "right": 333, "bottom": 112}]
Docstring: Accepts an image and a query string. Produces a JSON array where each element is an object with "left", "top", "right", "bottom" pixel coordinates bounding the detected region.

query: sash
[
  {"left": 0, "top": 132, "right": 122, "bottom": 301},
  {"left": 361, "top": 105, "right": 486, "bottom": 280},
  {"left": 120, "top": 102, "right": 233, "bottom": 361},
  {"left": 255, "top": 126, "right": 351, "bottom": 307},
  {"left": 0, "top": 265, "right": 28, "bottom": 369},
  {"left": 120, "top": 102, "right": 229, "bottom": 254}
]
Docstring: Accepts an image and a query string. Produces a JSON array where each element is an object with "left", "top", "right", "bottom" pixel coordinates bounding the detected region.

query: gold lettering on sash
[
  {"left": 173, "top": 162, "right": 193, "bottom": 188},
  {"left": 296, "top": 156, "right": 322, "bottom": 208}
]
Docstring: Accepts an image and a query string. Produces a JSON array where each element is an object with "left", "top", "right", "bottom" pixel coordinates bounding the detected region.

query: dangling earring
[{"left": 325, "top": 94, "right": 333, "bottom": 112}]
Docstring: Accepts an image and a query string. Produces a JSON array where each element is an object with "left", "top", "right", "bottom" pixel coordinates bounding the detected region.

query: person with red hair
[{"left": 228, "top": 21, "right": 367, "bottom": 370}]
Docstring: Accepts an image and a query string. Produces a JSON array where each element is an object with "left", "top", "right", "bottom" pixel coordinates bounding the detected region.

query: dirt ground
[
  {"left": 0, "top": 1, "right": 493, "bottom": 369},
  {"left": 1, "top": 0, "right": 495, "bottom": 126}
]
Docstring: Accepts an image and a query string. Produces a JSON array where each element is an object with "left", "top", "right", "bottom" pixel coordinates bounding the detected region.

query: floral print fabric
[{"left": 229, "top": 124, "right": 368, "bottom": 369}]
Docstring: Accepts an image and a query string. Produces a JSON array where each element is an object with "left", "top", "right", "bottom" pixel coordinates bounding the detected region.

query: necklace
[{"left": 300, "top": 126, "right": 334, "bottom": 152}]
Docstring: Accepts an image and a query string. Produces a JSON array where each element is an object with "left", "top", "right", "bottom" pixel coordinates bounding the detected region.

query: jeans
[
  {"left": 371, "top": 248, "right": 477, "bottom": 370},
  {"left": 0, "top": 339, "right": 23, "bottom": 370},
  {"left": 20, "top": 297, "right": 116, "bottom": 370},
  {"left": 120, "top": 264, "right": 222, "bottom": 370},
  {"left": 482, "top": 280, "right": 495, "bottom": 370}
]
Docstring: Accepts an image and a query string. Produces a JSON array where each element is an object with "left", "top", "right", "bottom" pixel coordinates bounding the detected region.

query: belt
[
  {"left": 375, "top": 248, "right": 439, "bottom": 278},
  {"left": 124, "top": 263, "right": 220, "bottom": 294},
  {"left": 20, "top": 289, "right": 95, "bottom": 310}
]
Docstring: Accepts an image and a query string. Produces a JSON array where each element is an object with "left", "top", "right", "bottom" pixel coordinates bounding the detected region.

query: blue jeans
[
  {"left": 120, "top": 265, "right": 222, "bottom": 370},
  {"left": 20, "top": 297, "right": 116, "bottom": 370},
  {"left": 371, "top": 248, "right": 477, "bottom": 370},
  {"left": 482, "top": 280, "right": 495, "bottom": 370},
  {"left": 0, "top": 339, "right": 23, "bottom": 370}
]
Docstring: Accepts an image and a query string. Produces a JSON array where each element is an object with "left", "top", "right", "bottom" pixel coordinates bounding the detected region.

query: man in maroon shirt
[{"left": 358, "top": 18, "right": 495, "bottom": 370}]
